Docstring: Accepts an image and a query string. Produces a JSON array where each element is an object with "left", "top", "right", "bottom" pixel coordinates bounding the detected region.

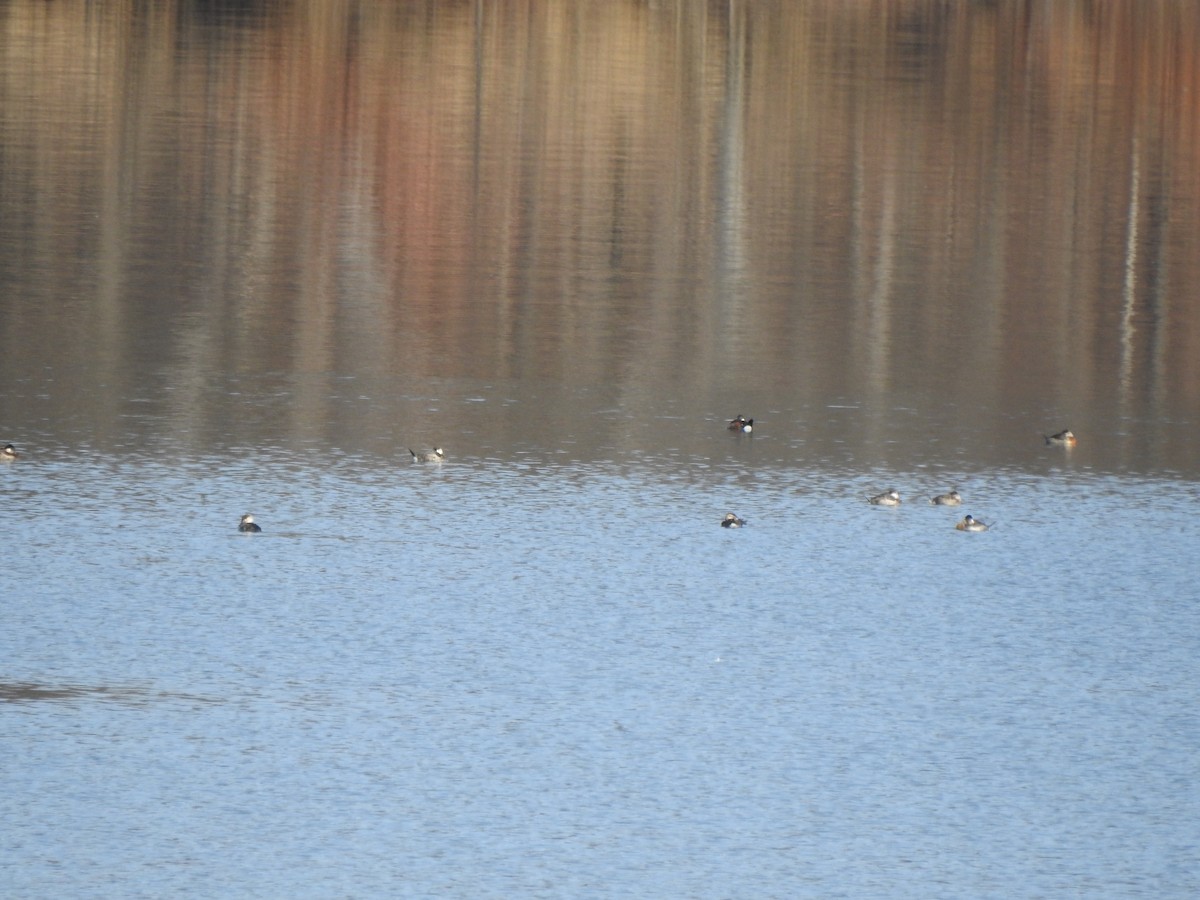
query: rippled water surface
[
  {"left": 3, "top": 0, "right": 1200, "bottom": 896},
  {"left": 4, "top": 418, "right": 1199, "bottom": 897}
]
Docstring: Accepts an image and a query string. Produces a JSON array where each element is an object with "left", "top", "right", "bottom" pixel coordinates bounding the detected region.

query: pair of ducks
[
  {"left": 868, "top": 489, "right": 989, "bottom": 531},
  {"left": 730, "top": 422, "right": 1077, "bottom": 446},
  {"left": 240, "top": 508, "right": 754, "bottom": 532},
  {"left": 8, "top": 441, "right": 449, "bottom": 465},
  {"left": 724, "top": 500, "right": 987, "bottom": 531},
  {"left": 241, "top": 508, "right": 756, "bottom": 532},
  {"left": 730, "top": 419, "right": 1077, "bottom": 447},
  {"left": 868, "top": 488, "right": 961, "bottom": 506},
  {"left": 239, "top": 447, "right": 446, "bottom": 532},
  {"left": 721, "top": 415, "right": 756, "bottom": 524},
  {"left": 720, "top": 417, "right": 753, "bottom": 523},
  {"left": 932, "top": 492, "right": 992, "bottom": 529}
]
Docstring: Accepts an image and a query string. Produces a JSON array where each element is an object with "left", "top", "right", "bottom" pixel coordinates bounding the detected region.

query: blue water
[
  {"left": 3, "top": 426, "right": 1198, "bottom": 897},
  {"left": 4, "top": 1, "right": 1199, "bottom": 894}
]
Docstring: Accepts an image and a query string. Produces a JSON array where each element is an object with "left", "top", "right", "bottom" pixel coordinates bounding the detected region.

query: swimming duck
[
  {"left": 868, "top": 489, "right": 901, "bottom": 506},
  {"left": 1, "top": 443, "right": 18, "bottom": 460},
  {"left": 955, "top": 514, "right": 989, "bottom": 532},
  {"left": 727, "top": 415, "right": 753, "bottom": 433},
  {"left": 930, "top": 489, "right": 962, "bottom": 506},
  {"left": 409, "top": 447, "right": 445, "bottom": 463},
  {"left": 1043, "top": 429, "right": 1077, "bottom": 447},
  {"left": 238, "top": 514, "right": 262, "bottom": 533},
  {"left": 721, "top": 512, "right": 747, "bottom": 528}
]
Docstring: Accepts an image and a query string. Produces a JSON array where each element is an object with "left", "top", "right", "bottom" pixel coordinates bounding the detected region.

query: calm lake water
[{"left": 3, "top": 1, "right": 1199, "bottom": 897}]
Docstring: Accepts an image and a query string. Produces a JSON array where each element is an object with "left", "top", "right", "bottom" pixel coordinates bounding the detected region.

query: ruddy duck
[
  {"left": 238, "top": 514, "right": 262, "bottom": 533},
  {"left": 727, "top": 415, "right": 753, "bottom": 433},
  {"left": 868, "top": 489, "right": 901, "bottom": 506},
  {"left": 955, "top": 514, "right": 989, "bottom": 532},
  {"left": 1044, "top": 429, "right": 1077, "bottom": 447},
  {"left": 721, "top": 512, "right": 746, "bottom": 528},
  {"left": 930, "top": 489, "right": 962, "bottom": 506},
  {"left": 409, "top": 447, "right": 445, "bottom": 463},
  {"left": 0, "top": 443, "right": 17, "bottom": 460}
]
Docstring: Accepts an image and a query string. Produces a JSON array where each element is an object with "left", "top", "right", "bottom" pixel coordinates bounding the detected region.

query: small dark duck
[
  {"left": 727, "top": 415, "right": 753, "bottom": 433},
  {"left": 868, "top": 489, "right": 901, "bottom": 506},
  {"left": 238, "top": 514, "right": 262, "bottom": 533},
  {"left": 930, "top": 489, "right": 962, "bottom": 506},
  {"left": 720, "top": 512, "right": 747, "bottom": 528},
  {"left": 955, "top": 514, "right": 989, "bottom": 532},
  {"left": 409, "top": 447, "right": 445, "bottom": 462},
  {"left": 1, "top": 443, "right": 18, "bottom": 461},
  {"left": 1043, "top": 429, "right": 1077, "bottom": 447}
]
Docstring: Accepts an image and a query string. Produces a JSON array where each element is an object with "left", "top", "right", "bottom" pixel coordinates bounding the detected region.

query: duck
[
  {"left": 868, "top": 489, "right": 901, "bottom": 506},
  {"left": 727, "top": 415, "right": 753, "bottom": 433},
  {"left": 720, "top": 512, "right": 747, "bottom": 528},
  {"left": 409, "top": 447, "right": 445, "bottom": 463},
  {"left": 930, "top": 489, "right": 962, "bottom": 506},
  {"left": 1043, "top": 429, "right": 1077, "bottom": 447},
  {"left": 955, "top": 514, "right": 989, "bottom": 532},
  {"left": 0, "top": 443, "right": 18, "bottom": 461},
  {"left": 238, "top": 514, "right": 262, "bottom": 533}
]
